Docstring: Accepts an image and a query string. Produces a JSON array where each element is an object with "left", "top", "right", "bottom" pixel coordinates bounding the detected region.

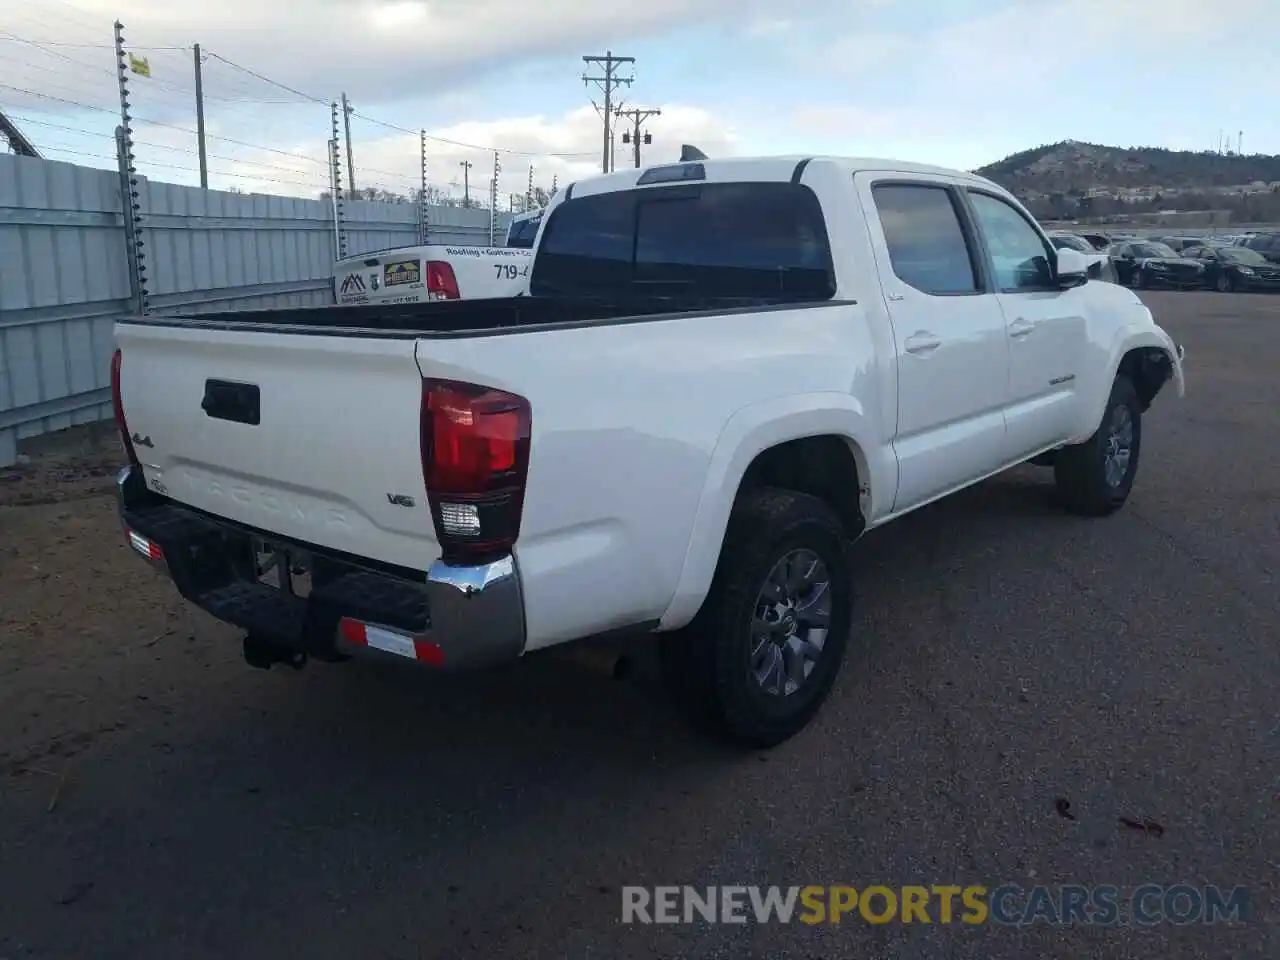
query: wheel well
[
  {"left": 1117, "top": 347, "right": 1175, "bottom": 411},
  {"left": 737, "top": 436, "right": 866, "bottom": 539}
]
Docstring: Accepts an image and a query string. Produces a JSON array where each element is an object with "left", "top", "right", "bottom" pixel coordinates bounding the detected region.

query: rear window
[
  {"left": 529, "top": 181, "right": 835, "bottom": 301},
  {"left": 506, "top": 216, "right": 540, "bottom": 248}
]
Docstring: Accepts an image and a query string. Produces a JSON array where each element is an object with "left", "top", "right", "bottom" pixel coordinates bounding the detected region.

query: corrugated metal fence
[{"left": 0, "top": 153, "right": 513, "bottom": 466}]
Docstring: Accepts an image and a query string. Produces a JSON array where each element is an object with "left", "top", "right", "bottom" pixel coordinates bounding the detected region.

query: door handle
[
  {"left": 1008, "top": 318, "right": 1038, "bottom": 338},
  {"left": 904, "top": 333, "right": 942, "bottom": 355}
]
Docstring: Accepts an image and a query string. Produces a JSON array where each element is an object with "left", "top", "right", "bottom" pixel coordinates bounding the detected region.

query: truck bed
[{"left": 121, "top": 292, "right": 831, "bottom": 338}]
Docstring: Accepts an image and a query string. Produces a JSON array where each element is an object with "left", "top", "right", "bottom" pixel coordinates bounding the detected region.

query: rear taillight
[
  {"left": 425, "top": 261, "right": 460, "bottom": 300},
  {"left": 420, "top": 378, "right": 531, "bottom": 564},
  {"left": 110, "top": 348, "right": 138, "bottom": 465}
]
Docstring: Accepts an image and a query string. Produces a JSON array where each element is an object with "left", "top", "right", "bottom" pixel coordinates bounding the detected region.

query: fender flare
[
  {"left": 656, "top": 392, "right": 889, "bottom": 630},
  {"left": 1073, "top": 323, "right": 1185, "bottom": 443}
]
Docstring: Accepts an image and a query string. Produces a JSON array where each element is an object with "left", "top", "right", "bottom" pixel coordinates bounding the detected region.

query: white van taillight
[
  {"left": 425, "top": 261, "right": 460, "bottom": 300},
  {"left": 420, "top": 379, "right": 531, "bottom": 564},
  {"left": 110, "top": 348, "right": 138, "bottom": 466}
]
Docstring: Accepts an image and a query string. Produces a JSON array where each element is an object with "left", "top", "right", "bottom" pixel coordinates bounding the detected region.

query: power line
[
  {"left": 34, "top": 144, "right": 329, "bottom": 190},
  {"left": 195, "top": 50, "right": 595, "bottom": 159},
  {"left": 203, "top": 50, "right": 329, "bottom": 105},
  {"left": 350, "top": 109, "right": 596, "bottom": 159},
  {"left": 0, "top": 36, "right": 185, "bottom": 51},
  {"left": 0, "top": 82, "right": 330, "bottom": 166}
]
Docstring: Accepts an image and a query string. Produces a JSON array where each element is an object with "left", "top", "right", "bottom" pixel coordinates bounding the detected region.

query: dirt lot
[{"left": 1, "top": 290, "right": 1277, "bottom": 959}]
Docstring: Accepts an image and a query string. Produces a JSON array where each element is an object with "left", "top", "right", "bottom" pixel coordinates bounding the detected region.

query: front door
[
  {"left": 858, "top": 175, "right": 1011, "bottom": 513},
  {"left": 963, "top": 189, "right": 1088, "bottom": 459}
]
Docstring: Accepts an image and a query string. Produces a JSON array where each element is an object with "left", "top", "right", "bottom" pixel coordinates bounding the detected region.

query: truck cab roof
[{"left": 562, "top": 155, "right": 1003, "bottom": 200}]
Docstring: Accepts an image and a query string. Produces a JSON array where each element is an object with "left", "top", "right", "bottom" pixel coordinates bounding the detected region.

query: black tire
[
  {"left": 1053, "top": 375, "right": 1142, "bottom": 517},
  {"left": 1215, "top": 271, "right": 1233, "bottom": 293},
  {"left": 660, "top": 487, "right": 854, "bottom": 748},
  {"left": 1132, "top": 269, "right": 1146, "bottom": 289}
]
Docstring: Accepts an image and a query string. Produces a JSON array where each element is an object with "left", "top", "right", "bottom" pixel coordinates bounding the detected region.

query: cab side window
[
  {"left": 871, "top": 183, "right": 980, "bottom": 296},
  {"left": 967, "top": 192, "right": 1055, "bottom": 292}
]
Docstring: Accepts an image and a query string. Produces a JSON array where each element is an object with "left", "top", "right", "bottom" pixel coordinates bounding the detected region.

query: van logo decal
[{"left": 340, "top": 273, "right": 366, "bottom": 294}]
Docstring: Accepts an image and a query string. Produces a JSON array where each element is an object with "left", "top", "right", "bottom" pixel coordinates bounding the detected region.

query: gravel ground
[{"left": 1, "top": 290, "right": 1277, "bottom": 959}]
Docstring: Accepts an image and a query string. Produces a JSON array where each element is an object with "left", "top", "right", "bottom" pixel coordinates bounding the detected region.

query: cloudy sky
[{"left": 1, "top": 0, "right": 1276, "bottom": 203}]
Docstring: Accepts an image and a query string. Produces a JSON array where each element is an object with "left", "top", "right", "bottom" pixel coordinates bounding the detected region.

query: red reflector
[
  {"left": 425, "top": 260, "right": 460, "bottom": 300},
  {"left": 125, "top": 527, "right": 162, "bottom": 561},
  {"left": 339, "top": 618, "right": 366, "bottom": 645},
  {"left": 337, "top": 617, "right": 444, "bottom": 666},
  {"left": 413, "top": 639, "right": 446, "bottom": 666}
]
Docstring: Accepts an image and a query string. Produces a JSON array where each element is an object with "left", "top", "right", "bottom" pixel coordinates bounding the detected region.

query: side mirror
[{"left": 1054, "top": 247, "right": 1089, "bottom": 288}]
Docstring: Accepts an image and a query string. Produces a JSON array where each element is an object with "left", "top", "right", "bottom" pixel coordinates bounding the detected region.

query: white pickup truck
[
  {"left": 111, "top": 154, "right": 1185, "bottom": 747},
  {"left": 333, "top": 243, "right": 532, "bottom": 305}
]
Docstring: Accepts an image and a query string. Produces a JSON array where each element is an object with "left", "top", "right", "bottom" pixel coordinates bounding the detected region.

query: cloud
[
  {"left": 743, "top": 17, "right": 793, "bottom": 38},
  {"left": 204, "top": 103, "right": 740, "bottom": 200},
  {"left": 66, "top": 0, "right": 758, "bottom": 104},
  {"left": 823, "top": 0, "right": 1277, "bottom": 92}
]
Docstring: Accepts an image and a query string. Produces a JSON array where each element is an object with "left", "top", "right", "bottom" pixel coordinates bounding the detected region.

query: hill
[{"left": 975, "top": 140, "right": 1280, "bottom": 221}]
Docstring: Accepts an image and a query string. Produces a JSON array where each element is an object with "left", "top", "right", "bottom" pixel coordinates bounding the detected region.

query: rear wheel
[
  {"left": 661, "top": 487, "right": 854, "bottom": 747},
  {"left": 1053, "top": 375, "right": 1142, "bottom": 517},
  {"left": 1215, "top": 271, "right": 1234, "bottom": 293}
]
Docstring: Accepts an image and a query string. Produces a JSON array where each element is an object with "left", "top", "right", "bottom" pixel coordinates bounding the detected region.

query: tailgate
[
  {"left": 114, "top": 321, "right": 438, "bottom": 570},
  {"left": 334, "top": 249, "right": 429, "bottom": 307}
]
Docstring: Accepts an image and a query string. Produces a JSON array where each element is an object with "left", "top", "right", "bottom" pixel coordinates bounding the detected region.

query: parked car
[
  {"left": 1242, "top": 232, "right": 1280, "bottom": 263},
  {"left": 1182, "top": 244, "right": 1280, "bottom": 292},
  {"left": 1078, "top": 232, "right": 1113, "bottom": 251},
  {"left": 1109, "top": 240, "right": 1206, "bottom": 289},
  {"left": 332, "top": 243, "right": 532, "bottom": 306},
  {"left": 1157, "top": 236, "right": 1208, "bottom": 254},
  {"left": 110, "top": 154, "right": 1185, "bottom": 747},
  {"left": 1048, "top": 232, "right": 1116, "bottom": 281}
]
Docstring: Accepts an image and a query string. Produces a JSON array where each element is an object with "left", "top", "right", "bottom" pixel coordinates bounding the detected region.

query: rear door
[
  {"left": 857, "top": 174, "right": 1011, "bottom": 512},
  {"left": 114, "top": 320, "right": 438, "bottom": 570}
]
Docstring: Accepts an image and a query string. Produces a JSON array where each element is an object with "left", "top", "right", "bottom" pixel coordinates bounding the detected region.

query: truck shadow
[{"left": 2, "top": 464, "right": 1096, "bottom": 958}]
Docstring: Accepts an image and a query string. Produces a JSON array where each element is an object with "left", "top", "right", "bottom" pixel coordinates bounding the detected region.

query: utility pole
[
  {"left": 114, "top": 20, "right": 148, "bottom": 315},
  {"left": 489, "top": 151, "right": 500, "bottom": 246},
  {"left": 461, "top": 160, "right": 473, "bottom": 208},
  {"left": 419, "top": 129, "right": 428, "bottom": 244},
  {"left": 329, "top": 102, "right": 347, "bottom": 260},
  {"left": 582, "top": 50, "right": 634, "bottom": 174},
  {"left": 526, "top": 163, "right": 534, "bottom": 212},
  {"left": 616, "top": 106, "right": 660, "bottom": 168},
  {"left": 340, "top": 92, "right": 356, "bottom": 193},
  {"left": 192, "top": 43, "right": 208, "bottom": 188}
]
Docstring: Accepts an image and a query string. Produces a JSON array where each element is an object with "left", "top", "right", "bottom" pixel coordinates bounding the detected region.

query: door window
[
  {"left": 967, "top": 192, "right": 1056, "bottom": 292},
  {"left": 870, "top": 183, "right": 980, "bottom": 295}
]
